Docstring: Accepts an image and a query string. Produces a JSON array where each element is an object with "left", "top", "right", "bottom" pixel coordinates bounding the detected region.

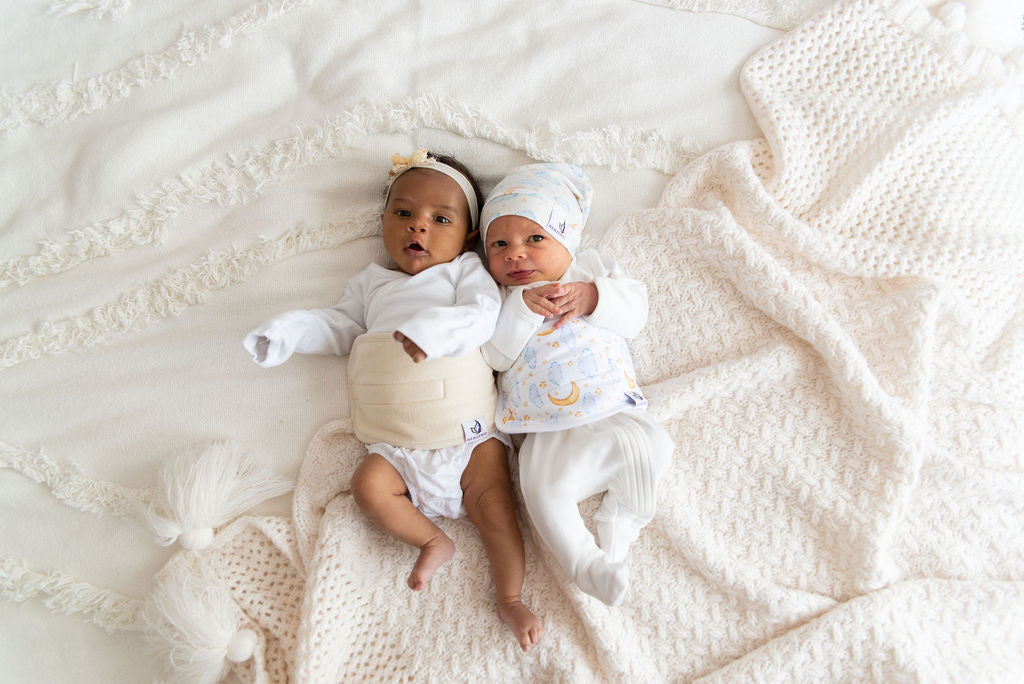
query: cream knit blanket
[{"left": 176, "top": 0, "right": 1024, "bottom": 680}]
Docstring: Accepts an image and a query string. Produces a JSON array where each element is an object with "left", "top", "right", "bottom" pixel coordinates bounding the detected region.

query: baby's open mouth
[{"left": 406, "top": 241, "right": 427, "bottom": 255}]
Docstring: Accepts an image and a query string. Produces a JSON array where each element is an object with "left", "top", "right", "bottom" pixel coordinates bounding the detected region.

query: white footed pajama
[{"left": 518, "top": 409, "right": 673, "bottom": 606}]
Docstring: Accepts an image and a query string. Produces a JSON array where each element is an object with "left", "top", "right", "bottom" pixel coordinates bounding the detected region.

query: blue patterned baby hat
[{"left": 480, "top": 163, "right": 593, "bottom": 256}]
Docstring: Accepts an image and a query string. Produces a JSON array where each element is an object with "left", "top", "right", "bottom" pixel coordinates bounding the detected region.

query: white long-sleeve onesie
[
  {"left": 482, "top": 248, "right": 673, "bottom": 606},
  {"left": 246, "top": 252, "right": 500, "bottom": 366},
  {"left": 244, "top": 252, "right": 503, "bottom": 519}
]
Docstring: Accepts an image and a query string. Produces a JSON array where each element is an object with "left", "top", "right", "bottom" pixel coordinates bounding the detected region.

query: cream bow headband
[{"left": 385, "top": 150, "right": 480, "bottom": 228}]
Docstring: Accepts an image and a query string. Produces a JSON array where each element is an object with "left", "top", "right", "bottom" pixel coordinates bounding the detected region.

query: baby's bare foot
[
  {"left": 497, "top": 599, "right": 543, "bottom": 652},
  {"left": 407, "top": 533, "right": 455, "bottom": 591}
]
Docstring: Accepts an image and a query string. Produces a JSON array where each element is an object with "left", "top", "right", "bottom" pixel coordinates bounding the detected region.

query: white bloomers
[{"left": 368, "top": 432, "right": 512, "bottom": 519}]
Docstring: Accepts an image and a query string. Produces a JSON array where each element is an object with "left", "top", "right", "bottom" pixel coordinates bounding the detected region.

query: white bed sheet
[{"left": 0, "top": 2, "right": 786, "bottom": 682}]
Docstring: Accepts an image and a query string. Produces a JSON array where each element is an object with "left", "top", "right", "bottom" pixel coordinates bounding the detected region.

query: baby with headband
[
  {"left": 480, "top": 163, "right": 674, "bottom": 607},
  {"left": 244, "top": 151, "right": 542, "bottom": 651}
]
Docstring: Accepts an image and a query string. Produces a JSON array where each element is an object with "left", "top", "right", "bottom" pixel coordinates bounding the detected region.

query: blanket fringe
[
  {"left": 3, "top": 0, "right": 309, "bottom": 135},
  {"left": 0, "top": 94, "right": 694, "bottom": 291},
  {"left": 0, "top": 210, "right": 379, "bottom": 371},
  {"left": 46, "top": 0, "right": 132, "bottom": 20},
  {"left": 0, "top": 438, "right": 291, "bottom": 552},
  {"left": 0, "top": 439, "right": 150, "bottom": 516},
  {"left": 0, "top": 556, "right": 145, "bottom": 634}
]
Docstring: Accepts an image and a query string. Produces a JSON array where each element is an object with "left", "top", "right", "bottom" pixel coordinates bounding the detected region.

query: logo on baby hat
[
  {"left": 546, "top": 207, "right": 569, "bottom": 240},
  {"left": 547, "top": 219, "right": 567, "bottom": 239}
]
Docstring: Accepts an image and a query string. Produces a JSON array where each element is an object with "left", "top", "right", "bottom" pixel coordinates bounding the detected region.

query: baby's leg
[
  {"left": 350, "top": 453, "right": 454, "bottom": 591},
  {"left": 519, "top": 431, "right": 629, "bottom": 607},
  {"left": 461, "top": 438, "right": 542, "bottom": 653},
  {"left": 594, "top": 411, "right": 674, "bottom": 563}
]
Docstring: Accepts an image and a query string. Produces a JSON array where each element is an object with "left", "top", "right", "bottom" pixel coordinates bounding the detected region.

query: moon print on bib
[{"left": 497, "top": 318, "right": 644, "bottom": 433}]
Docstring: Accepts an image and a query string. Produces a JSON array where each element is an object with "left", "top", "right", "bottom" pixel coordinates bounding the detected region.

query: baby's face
[
  {"left": 484, "top": 215, "right": 572, "bottom": 286},
  {"left": 382, "top": 168, "right": 475, "bottom": 275}
]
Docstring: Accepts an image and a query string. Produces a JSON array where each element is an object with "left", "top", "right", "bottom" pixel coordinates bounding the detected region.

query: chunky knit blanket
[{"left": 142, "top": 1, "right": 1024, "bottom": 681}]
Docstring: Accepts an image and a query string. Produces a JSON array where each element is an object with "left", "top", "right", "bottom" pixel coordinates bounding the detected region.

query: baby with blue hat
[{"left": 480, "top": 162, "right": 675, "bottom": 606}]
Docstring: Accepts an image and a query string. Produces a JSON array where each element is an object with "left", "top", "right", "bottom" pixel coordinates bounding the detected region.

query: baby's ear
[{"left": 463, "top": 229, "right": 480, "bottom": 251}]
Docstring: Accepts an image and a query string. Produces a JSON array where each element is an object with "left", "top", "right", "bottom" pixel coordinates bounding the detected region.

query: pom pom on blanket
[
  {"left": 142, "top": 442, "right": 293, "bottom": 550},
  {"left": 142, "top": 559, "right": 260, "bottom": 684}
]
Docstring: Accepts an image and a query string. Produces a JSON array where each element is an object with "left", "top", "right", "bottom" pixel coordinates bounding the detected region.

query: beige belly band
[{"left": 347, "top": 333, "right": 497, "bottom": 450}]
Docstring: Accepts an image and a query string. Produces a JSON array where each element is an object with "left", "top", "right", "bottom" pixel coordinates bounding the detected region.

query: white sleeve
[
  {"left": 576, "top": 249, "right": 649, "bottom": 339},
  {"left": 396, "top": 254, "right": 502, "bottom": 360},
  {"left": 481, "top": 287, "right": 544, "bottom": 372},
  {"left": 243, "top": 283, "right": 367, "bottom": 367}
]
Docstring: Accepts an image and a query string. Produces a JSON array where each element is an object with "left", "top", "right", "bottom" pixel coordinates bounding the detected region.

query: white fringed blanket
[{"left": 155, "top": 0, "right": 1024, "bottom": 681}]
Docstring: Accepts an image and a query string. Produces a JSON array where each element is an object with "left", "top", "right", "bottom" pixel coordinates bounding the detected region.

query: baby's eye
[
  {"left": 527, "top": 234, "right": 544, "bottom": 243},
  {"left": 434, "top": 216, "right": 451, "bottom": 224},
  {"left": 395, "top": 209, "right": 411, "bottom": 217},
  {"left": 491, "top": 240, "right": 508, "bottom": 248}
]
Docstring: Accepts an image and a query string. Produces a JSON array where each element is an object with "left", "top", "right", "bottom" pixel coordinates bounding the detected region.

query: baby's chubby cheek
[{"left": 485, "top": 256, "right": 509, "bottom": 285}]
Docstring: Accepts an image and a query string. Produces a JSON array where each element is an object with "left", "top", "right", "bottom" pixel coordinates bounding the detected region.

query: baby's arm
[
  {"left": 394, "top": 254, "right": 501, "bottom": 361},
  {"left": 482, "top": 287, "right": 544, "bottom": 371},
  {"left": 570, "top": 249, "right": 648, "bottom": 338},
  {"left": 243, "top": 282, "right": 367, "bottom": 367}
]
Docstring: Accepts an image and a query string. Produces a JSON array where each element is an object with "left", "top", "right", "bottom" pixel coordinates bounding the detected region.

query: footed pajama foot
[
  {"left": 594, "top": 508, "right": 644, "bottom": 564},
  {"left": 497, "top": 599, "right": 544, "bottom": 652},
  {"left": 575, "top": 552, "right": 628, "bottom": 606},
  {"left": 407, "top": 533, "right": 455, "bottom": 590}
]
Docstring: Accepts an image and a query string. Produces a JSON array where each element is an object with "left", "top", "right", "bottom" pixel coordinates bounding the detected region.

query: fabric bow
[{"left": 389, "top": 149, "right": 431, "bottom": 178}]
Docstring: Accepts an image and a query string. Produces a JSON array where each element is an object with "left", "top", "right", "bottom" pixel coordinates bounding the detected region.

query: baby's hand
[
  {"left": 522, "top": 282, "right": 598, "bottom": 327},
  {"left": 522, "top": 284, "right": 566, "bottom": 318},
  {"left": 393, "top": 331, "right": 427, "bottom": 363},
  {"left": 546, "top": 282, "right": 599, "bottom": 328}
]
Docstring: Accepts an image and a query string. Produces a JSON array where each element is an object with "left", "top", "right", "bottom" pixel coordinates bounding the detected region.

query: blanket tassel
[
  {"left": 142, "top": 442, "right": 293, "bottom": 550},
  {"left": 143, "top": 560, "right": 258, "bottom": 684}
]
